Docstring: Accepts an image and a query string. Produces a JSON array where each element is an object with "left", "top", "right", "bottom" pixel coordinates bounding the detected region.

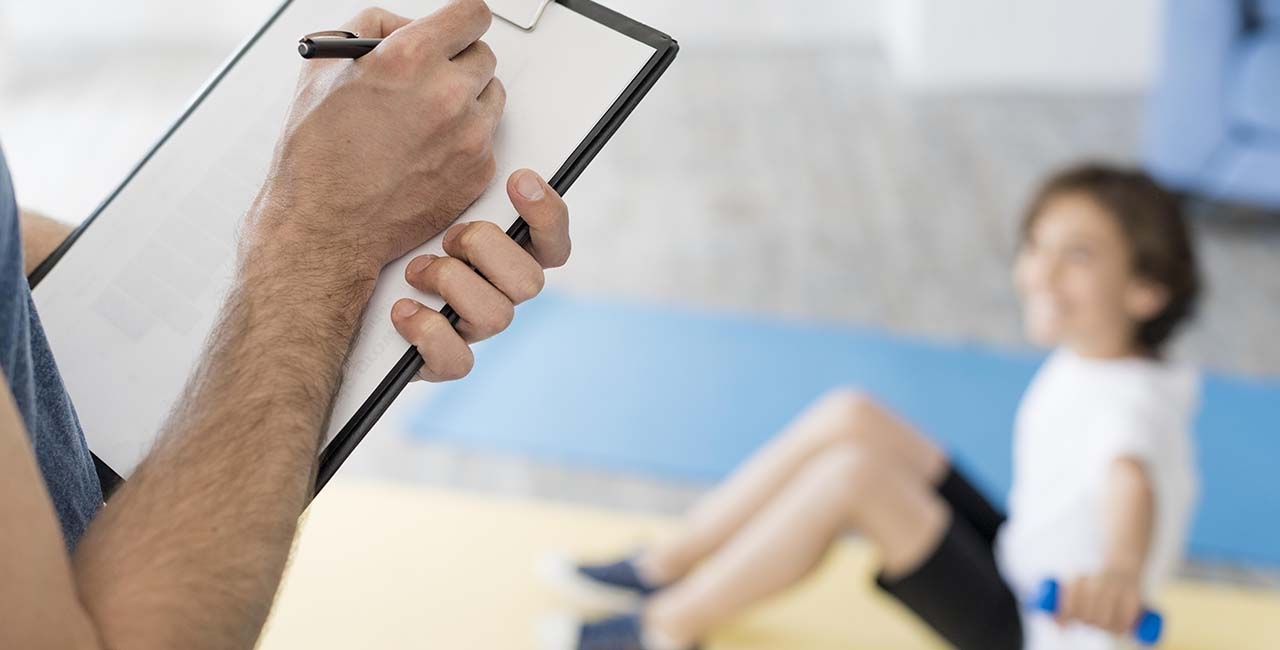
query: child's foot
[
  {"left": 538, "top": 613, "right": 699, "bottom": 650},
  {"left": 539, "top": 554, "right": 665, "bottom": 615}
]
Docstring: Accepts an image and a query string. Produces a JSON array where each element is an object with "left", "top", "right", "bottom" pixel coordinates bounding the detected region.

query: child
[{"left": 541, "top": 164, "right": 1203, "bottom": 650}]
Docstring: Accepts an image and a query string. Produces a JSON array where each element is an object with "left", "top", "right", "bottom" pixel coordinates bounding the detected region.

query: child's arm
[{"left": 1057, "top": 457, "right": 1155, "bottom": 635}]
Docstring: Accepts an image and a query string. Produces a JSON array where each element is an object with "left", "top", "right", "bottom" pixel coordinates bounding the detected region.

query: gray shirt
[{"left": 0, "top": 147, "right": 102, "bottom": 549}]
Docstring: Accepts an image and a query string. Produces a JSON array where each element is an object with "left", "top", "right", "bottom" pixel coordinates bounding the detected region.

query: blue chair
[{"left": 1144, "top": 0, "right": 1280, "bottom": 210}]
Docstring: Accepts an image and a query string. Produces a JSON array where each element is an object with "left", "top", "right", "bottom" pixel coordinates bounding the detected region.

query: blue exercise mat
[{"left": 408, "top": 292, "right": 1280, "bottom": 568}]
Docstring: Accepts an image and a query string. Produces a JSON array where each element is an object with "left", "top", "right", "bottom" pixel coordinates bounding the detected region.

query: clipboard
[{"left": 28, "top": 0, "right": 677, "bottom": 497}]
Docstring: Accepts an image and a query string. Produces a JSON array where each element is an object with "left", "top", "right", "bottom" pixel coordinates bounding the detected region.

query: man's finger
[
  {"left": 452, "top": 40, "right": 498, "bottom": 96},
  {"left": 441, "top": 221, "right": 546, "bottom": 305},
  {"left": 476, "top": 77, "right": 507, "bottom": 130},
  {"left": 403, "top": 255, "right": 515, "bottom": 343},
  {"left": 341, "top": 6, "right": 413, "bottom": 39},
  {"left": 506, "top": 169, "right": 570, "bottom": 268},
  {"left": 390, "top": 299, "right": 475, "bottom": 382},
  {"left": 385, "top": 0, "right": 493, "bottom": 60}
]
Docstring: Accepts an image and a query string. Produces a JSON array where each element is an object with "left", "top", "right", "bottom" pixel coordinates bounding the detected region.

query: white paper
[{"left": 31, "top": 0, "right": 655, "bottom": 478}]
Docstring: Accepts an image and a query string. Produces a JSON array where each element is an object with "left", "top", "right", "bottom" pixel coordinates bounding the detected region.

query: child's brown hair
[{"left": 1021, "top": 163, "right": 1202, "bottom": 353}]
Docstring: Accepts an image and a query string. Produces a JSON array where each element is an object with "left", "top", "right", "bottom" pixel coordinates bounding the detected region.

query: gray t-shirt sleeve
[{"left": 0, "top": 147, "right": 103, "bottom": 549}]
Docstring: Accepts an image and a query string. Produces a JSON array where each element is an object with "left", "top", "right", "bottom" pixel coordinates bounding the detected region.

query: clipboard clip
[
  {"left": 301, "top": 1, "right": 554, "bottom": 36},
  {"left": 488, "top": 0, "right": 555, "bottom": 30}
]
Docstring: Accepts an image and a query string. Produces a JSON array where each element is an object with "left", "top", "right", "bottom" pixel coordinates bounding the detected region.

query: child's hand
[{"left": 1056, "top": 571, "right": 1144, "bottom": 635}]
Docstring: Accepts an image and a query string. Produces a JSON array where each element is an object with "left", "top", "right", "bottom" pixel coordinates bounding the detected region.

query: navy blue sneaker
[
  {"left": 540, "top": 554, "right": 663, "bottom": 615},
  {"left": 539, "top": 613, "right": 700, "bottom": 650}
]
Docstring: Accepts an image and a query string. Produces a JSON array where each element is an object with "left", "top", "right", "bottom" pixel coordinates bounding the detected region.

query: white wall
[
  {"left": 0, "top": 0, "right": 274, "bottom": 51},
  {"left": 882, "top": 0, "right": 1162, "bottom": 92},
  {"left": 0, "top": 0, "right": 1163, "bottom": 78},
  {"left": 0, "top": 0, "right": 884, "bottom": 53},
  {"left": 0, "top": 0, "right": 884, "bottom": 221},
  {"left": 0, "top": 0, "right": 1161, "bottom": 220}
]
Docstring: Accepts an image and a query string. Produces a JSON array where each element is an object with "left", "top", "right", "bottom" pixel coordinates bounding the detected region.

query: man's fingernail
[
  {"left": 406, "top": 254, "right": 436, "bottom": 278},
  {"left": 393, "top": 299, "right": 422, "bottom": 320},
  {"left": 515, "top": 170, "right": 545, "bottom": 200}
]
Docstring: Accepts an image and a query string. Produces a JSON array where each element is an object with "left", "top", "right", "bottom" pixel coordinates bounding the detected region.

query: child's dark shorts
[{"left": 875, "top": 467, "right": 1024, "bottom": 650}]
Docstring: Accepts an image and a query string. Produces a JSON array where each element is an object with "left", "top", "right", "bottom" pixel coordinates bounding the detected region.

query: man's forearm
[
  {"left": 69, "top": 228, "right": 377, "bottom": 649},
  {"left": 18, "top": 209, "right": 73, "bottom": 276}
]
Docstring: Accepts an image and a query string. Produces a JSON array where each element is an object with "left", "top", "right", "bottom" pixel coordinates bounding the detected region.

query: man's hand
[
  {"left": 51, "top": 4, "right": 516, "bottom": 650},
  {"left": 391, "top": 168, "right": 570, "bottom": 381},
  {"left": 244, "top": 0, "right": 504, "bottom": 280},
  {"left": 1056, "top": 570, "right": 1145, "bottom": 636}
]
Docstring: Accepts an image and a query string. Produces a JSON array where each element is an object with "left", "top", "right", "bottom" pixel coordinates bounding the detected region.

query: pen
[{"left": 298, "top": 30, "right": 382, "bottom": 59}]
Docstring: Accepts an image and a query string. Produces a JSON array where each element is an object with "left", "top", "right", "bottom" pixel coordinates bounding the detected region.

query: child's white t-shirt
[{"left": 994, "top": 348, "right": 1200, "bottom": 650}]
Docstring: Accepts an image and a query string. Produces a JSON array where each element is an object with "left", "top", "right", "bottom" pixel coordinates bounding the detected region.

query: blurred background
[
  {"left": 4, "top": 0, "right": 1279, "bottom": 646},
  {"left": 5, "top": 0, "right": 1279, "bottom": 370}
]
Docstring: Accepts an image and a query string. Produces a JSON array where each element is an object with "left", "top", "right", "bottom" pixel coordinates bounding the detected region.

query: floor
[
  {"left": 4, "top": 19, "right": 1279, "bottom": 584},
  {"left": 262, "top": 480, "right": 1280, "bottom": 649}
]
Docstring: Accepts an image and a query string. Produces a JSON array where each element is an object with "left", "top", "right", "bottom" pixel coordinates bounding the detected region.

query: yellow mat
[{"left": 259, "top": 479, "right": 1280, "bottom": 649}]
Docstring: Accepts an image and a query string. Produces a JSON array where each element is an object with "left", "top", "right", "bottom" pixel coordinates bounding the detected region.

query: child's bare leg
[
  {"left": 640, "top": 390, "right": 948, "bottom": 584},
  {"left": 642, "top": 444, "right": 949, "bottom": 648}
]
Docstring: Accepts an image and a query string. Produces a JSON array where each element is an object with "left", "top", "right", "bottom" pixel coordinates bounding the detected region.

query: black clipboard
[{"left": 29, "top": 0, "right": 677, "bottom": 499}]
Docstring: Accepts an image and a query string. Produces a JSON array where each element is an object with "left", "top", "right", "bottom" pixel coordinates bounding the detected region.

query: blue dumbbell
[{"left": 1035, "top": 579, "right": 1163, "bottom": 645}]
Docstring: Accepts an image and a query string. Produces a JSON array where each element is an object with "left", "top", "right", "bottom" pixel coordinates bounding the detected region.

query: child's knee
[
  {"left": 805, "top": 444, "right": 886, "bottom": 505},
  {"left": 811, "top": 387, "right": 894, "bottom": 448},
  {"left": 815, "top": 387, "right": 876, "bottom": 415}
]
